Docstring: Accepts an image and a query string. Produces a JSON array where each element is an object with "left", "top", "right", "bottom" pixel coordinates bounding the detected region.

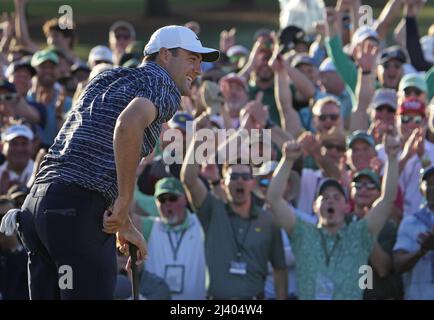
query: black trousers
[{"left": 18, "top": 182, "right": 117, "bottom": 300}]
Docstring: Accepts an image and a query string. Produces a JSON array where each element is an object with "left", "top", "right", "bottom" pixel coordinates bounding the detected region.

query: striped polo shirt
[{"left": 35, "top": 61, "right": 181, "bottom": 206}]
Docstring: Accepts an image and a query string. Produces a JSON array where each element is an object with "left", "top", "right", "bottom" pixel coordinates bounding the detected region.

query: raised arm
[
  {"left": 367, "top": 135, "right": 400, "bottom": 237},
  {"left": 180, "top": 130, "right": 208, "bottom": 210},
  {"left": 268, "top": 48, "right": 304, "bottom": 137},
  {"left": 350, "top": 41, "right": 378, "bottom": 132},
  {"left": 266, "top": 141, "right": 302, "bottom": 235},
  {"left": 14, "top": 0, "right": 39, "bottom": 52},
  {"left": 374, "top": 0, "right": 403, "bottom": 41}
]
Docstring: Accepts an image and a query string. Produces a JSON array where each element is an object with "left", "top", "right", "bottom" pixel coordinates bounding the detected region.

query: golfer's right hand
[{"left": 103, "top": 197, "right": 129, "bottom": 234}]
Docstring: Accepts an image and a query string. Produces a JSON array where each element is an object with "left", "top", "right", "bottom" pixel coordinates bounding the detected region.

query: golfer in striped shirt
[{"left": 0, "top": 25, "right": 219, "bottom": 299}]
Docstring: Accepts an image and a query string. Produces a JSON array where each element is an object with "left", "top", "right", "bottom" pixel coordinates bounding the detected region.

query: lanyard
[
  {"left": 167, "top": 229, "right": 187, "bottom": 261},
  {"left": 319, "top": 229, "right": 340, "bottom": 267},
  {"left": 229, "top": 217, "right": 252, "bottom": 260}
]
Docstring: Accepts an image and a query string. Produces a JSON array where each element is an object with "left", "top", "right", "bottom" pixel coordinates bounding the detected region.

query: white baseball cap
[
  {"left": 88, "top": 45, "right": 113, "bottom": 65},
  {"left": 2, "top": 124, "right": 34, "bottom": 142},
  {"left": 351, "top": 25, "right": 379, "bottom": 50},
  {"left": 319, "top": 57, "right": 336, "bottom": 73},
  {"left": 144, "top": 25, "right": 219, "bottom": 62}
]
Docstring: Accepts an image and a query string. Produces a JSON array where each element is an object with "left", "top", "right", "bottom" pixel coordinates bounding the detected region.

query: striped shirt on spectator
[{"left": 35, "top": 61, "right": 181, "bottom": 206}]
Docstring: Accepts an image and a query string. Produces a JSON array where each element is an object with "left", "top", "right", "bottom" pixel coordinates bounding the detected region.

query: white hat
[
  {"left": 421, "top": 35, "right": 434, "bottom": 64},
  {"left": 2, "top": 124, "right": 34, "bottom": 142},
  {"left": 144, "top": 25, "right": 219, "bottom": 62},
  {"left": 88, "top": 45, "right": 113, "bottom": 65},
  {"left": 351, "top": 26, "right": 379, "bottom": 49},
  {"left": 227, "top": 45, "right": 249, "bottom": 58},
  {"left": 254, "top": 161, "right": 279, "bottom": 176},
  {"left": 319, "top": 57, "right": 336, "bottom": 73}
]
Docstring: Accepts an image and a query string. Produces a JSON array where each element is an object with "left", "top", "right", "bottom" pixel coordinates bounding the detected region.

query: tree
[{"left": 146, "top": 0, "right": 171, "bottom": 17}]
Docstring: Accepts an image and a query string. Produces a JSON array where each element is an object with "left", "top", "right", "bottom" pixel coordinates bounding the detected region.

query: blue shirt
[{"left": 35, "top": 62, "right": 181, "bottom": 206}]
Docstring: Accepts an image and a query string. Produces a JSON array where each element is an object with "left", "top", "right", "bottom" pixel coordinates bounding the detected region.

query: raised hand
[
  {"left": 355, "top": 40, "right": 379, "bottom": 72},
  {"left": 220, "top": 28, "right": 237, "bottom": 53},
  {"left": 384, "top": 134, "right": 401, "bottom": 159},
  {"left": 282, "top": 140, "right": 303, "bottom": 161}
]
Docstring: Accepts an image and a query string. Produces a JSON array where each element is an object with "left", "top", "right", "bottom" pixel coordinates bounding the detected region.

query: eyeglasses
[
  {"left": 352, "top": 181, "right": 378, "bottom": 190},
  {"left": 404, "top": 87, "right": 423, "bottom": 97},
  {"left": 0, "top": 93, "right": 17, "bottom": 102},
  {"left": 383, "top": 61, "right": 402, "bottom": 69},
  {"left": 323, "top": 142, "right": 346, "bottom": 152},
  {"left": 400, "top": 115, "right": 424, "bottom": 124},
  {"left": 229, "top": 172, "right": 253, "bottom": 181},
  {"left": 157, "top": 194, "right": 179, "bottom": 203},
  {"left": 317, "top": 114, "right": 340, "bottom": 122},
  {"left": 375, "top": 105, "right": 395, "bottom": 113}
]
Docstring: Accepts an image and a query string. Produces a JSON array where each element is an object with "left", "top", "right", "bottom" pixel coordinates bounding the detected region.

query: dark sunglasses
[
  {"left": 229, "top": 172, "right": 253, "bottom": 181},
  {"left": 157, "top": 194, "right": 179, "bottom": 203},
  {"left": 352, "top": 181, "right": 378, "bottom": 190},
  {"left": 323, "top": 142, "right": 346, "bottom": 152},
  {"left": 0, "top": 93, "right": 17, "bottom": 102},
  {"left": 400, "top": 115, "right": 424, "bottom": 124},
  {"left": 404, "top": 87, "right": 423, "bottom": 97},
  {"left": 376, "top": 105, "right": 396, "bottom": 113},
  {"left": 318, "top": 114, "right": 340, "bottom": 122}
]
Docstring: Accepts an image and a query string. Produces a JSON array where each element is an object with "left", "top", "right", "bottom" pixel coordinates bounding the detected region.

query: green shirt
[
  {"left": 290, "top": 217, "right": 374, "bottom": 300},
  {"left": 197, "top": 192, "right": 286, "bottom": 299}
]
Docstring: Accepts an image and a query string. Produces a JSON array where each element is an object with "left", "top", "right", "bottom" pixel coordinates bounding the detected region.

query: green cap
[
  {"left": 154, "top": 177, "right": 184, "bottom": 198},
  {"left": 399, "top": 74, "right": 428, "bottom": 93},
  {"left": 31, "top": 49, "right": 59, "bottom": 67},
  {"left": 353, "top": 169, "right": 381, "bottom": 190},
  {"left": 347, "top": 130, "right": 375, "bottom": 149}
]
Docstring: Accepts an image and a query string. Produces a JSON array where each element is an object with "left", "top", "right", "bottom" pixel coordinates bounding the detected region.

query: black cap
[
  {"left": 421, "top": 166, "right": 434, "bottom": 182},
  {"left": 278, "top": 25, "right": 307, "bottom": 55},
  {"left": 6, "top": 57, "right": 36, "bottom": 77},
  {"left": 317, "top": 178, "right": 348, "bottom": 200},
  {"left": 0, "top": 80, "right": 16, "bottom": 93},
  {"left": 379, "top": 46, "right": 407, "bottom": 65}
]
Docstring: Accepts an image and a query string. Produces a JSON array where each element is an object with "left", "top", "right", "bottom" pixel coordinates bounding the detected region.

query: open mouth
[
  {"left": 326, "top": 207, "right": 335, "bottom": 215},
  {"left": 235, "top": 187, "right": 245, "bottom": 196}
]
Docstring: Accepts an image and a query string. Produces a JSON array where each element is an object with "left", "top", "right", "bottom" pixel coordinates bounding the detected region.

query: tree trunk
[{"left": 146, "top": 0, "right": 171, "bottom": 17}]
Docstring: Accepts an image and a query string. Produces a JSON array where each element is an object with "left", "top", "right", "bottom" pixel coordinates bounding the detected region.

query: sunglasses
[
  {"left": 229, "top": 172, "right": 253, "bottom": 181},
  {"left": 157, "top": 194, "right": 179, "bottom": 203},
  {"left": 400, "top": 115, "right": 424, "bottom": 124},
  {"left": 376, "top": 105, "right": 395, "bottom": 113},
  {"left": 323, "top": 142, "right": 346, "bottom": 152},
  {"left": 352, "top": 181, "right": 378, "bottom": 190},
  {"left": 404, "top": 87, "right": 423, "bottom": 97},
  {"left": 317, "top": 114, "right": 340, "bottom": 122},
  {"left": 0, "top": 93, "right": 17, "bottom": 102}
]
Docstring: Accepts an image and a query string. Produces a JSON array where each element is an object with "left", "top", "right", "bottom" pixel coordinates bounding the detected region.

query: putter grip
[{"left": 129, "top": 243, "right": 139, "bottom": 300}]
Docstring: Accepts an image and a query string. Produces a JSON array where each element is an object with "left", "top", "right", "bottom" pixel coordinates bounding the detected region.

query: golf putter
[{"left": 129, "top": 243, "right": 139, "bottom": 300}]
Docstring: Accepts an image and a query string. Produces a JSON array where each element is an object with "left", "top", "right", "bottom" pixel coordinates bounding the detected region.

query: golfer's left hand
[
  {"left": 103, "top": 197, "right": 130, "bottom": 233},
  {"left": 117, "top": 224, "right": 147, "bottom": 270}
]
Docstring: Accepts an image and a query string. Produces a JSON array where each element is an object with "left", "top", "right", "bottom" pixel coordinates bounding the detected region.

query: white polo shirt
[
  {"left": 145, "top": 212, "right": 206, "bottom": 300},
  {"left": 393, "top": 206, "right": 434, "bottom": 299}
]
